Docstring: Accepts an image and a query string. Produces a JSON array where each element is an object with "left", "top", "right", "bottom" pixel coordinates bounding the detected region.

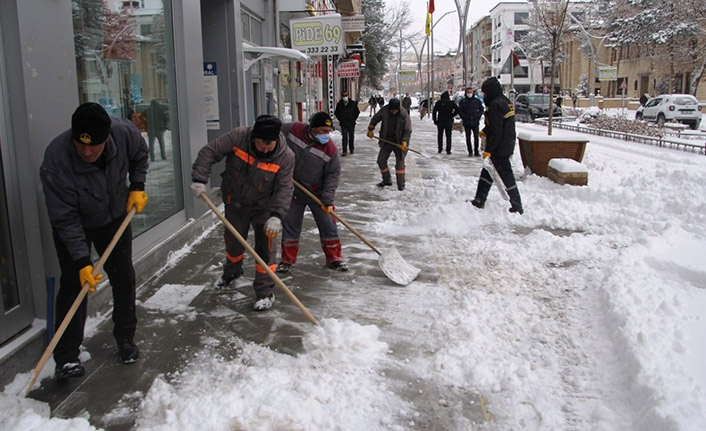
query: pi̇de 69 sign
[{"left": 290, "top": 15, "right": 344, "bottom": 56}]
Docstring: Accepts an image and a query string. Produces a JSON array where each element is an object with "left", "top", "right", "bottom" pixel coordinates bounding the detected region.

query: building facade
[{"left": 0, "top": 0, "right": 360, "bottom": 381}]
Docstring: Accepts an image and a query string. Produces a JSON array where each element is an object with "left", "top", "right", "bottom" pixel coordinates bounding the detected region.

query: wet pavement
[{"left": 27, "top": 111, "right": 491, "bottom": 430}]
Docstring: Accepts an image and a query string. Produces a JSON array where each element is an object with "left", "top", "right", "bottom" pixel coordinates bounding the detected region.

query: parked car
[
  {"left": 635, "top": 94, "right": 702, "bottom": 129},
  {"left": 514, "top": 93, "right": 562, "bottom": 122}
]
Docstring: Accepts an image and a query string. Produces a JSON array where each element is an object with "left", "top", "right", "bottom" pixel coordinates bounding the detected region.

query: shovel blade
[{"left": 378, "top": 246, "right": 421, "bottom": 286}]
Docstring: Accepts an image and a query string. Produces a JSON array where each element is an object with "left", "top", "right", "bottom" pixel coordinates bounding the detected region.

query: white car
[{"left": 636, "top": 94, "right": 702, "bottom": 129}]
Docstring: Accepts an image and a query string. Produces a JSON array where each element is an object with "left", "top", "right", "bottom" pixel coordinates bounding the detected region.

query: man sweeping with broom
[
  {"left": 40, "top": 102, "right": 149, "bottom": 379},
  {"left": 191, "top": 115, "right": 295, "bottom": 311}
]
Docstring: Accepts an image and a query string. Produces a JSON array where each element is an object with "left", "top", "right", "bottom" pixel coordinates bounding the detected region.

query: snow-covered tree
[
  {"left": 577, "top": 73, "right": 588, "bottom": 97},
  {"left": 522, "top": 0, "right": 572, "bottom": 134},
  {"left": 603, "top": 0, "right": 706, "bottom": 95}
]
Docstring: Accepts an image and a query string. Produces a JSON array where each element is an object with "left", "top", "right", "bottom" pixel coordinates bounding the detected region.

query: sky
[
  {"left": 2, "top": 107, "right": 706, "bottom": 430},
  {"left": 406, "top": 0, "right": 498, "bottom": 53}
]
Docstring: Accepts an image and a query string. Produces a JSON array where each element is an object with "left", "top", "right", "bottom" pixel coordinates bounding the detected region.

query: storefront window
[{"left": 72, "top": 0, "right": 183, "bottom": 236}]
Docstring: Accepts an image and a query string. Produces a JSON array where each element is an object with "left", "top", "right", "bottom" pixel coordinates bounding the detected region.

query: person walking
[
  {"left": 368, "top": 95, "right": 378, "bottom": 115},
  {"left": 276, "top": 112, "right": 348, "bottom": 273},
  {"left": 572, "top": 93, "right": 578, "bottom": 108},
  {"left": 419, "top": 98, "right": 429, "bottom": 120},
  {"left": 458, "top": 87, "right": 484, "bottom": 157},
  {"left": 147, "top": 98, "right": 168, "bottom": 161},
  {"left": 470, "top": 76, "right": 523, "bottom": 214},
  {"left": 191, "top": 115, "right": 295, "bottom": 311},
  {"left": 376, "top": 94, "right": 385, "bottom": 109},
  {"left": 366, "top": 98, "right": 413, "bottom": 191},
  {"left": 40, "top": 102, "right": 149, "bottom": 379},
  {"left": 402, "top": 93, "right": 412, "bottom": 113},
  {"left": 334, "top": 91, "right": 360, "bottom": 156},
  {"left": 432, "top": 91, "right": 459, "bottom": 154}
]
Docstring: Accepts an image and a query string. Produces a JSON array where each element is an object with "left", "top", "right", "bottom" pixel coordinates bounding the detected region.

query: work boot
[
  {"left": 276, "top": 262, "right": 293, "bottom": 273},
  {"left": 509, "top": 206, "right": 524, "bottom": 215},
  {"left": 470, "top": 198, "right": 485, "bottom": 209},
  {"left": 54, "top": 361, "right": 85, "bottom": 380},
  {"left": 326, "top": 261, "right": 349, "bottom": 271},
  {"left": 118, "top": 340, "right": 139, "bottom": 364},
  {"left": 341, "top": 151, "right": 347, "bottom": 157},
  {"left": 377, "top": 181, "right": 392, "bottom": 187},
  {"left": 215, "top": 271, "right": 242, "bottom": 289},
  {"left": 253, "top": 294, "right": 275, "bottom": 311}
]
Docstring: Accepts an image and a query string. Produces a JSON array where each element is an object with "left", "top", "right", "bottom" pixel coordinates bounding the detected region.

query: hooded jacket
[
  {"left": 281, "top": 122, "right": 341, "bottom": 206},
  {"left": 481, "top": 77, "right": 516, "bottom": 157},
  {"left": 432, "top": 91, "right": 459, "bottom": 124},
  {"left": 191, "top": 125, "right": 295, "bottom": 221},
  {"left": 40, "top": 118, "right": 149, "bottom": 263},
  {"left": 368, "top": 105, "right": 413, "bottom": 147}
]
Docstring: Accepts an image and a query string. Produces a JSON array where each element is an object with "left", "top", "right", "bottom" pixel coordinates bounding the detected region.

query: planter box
[
  {"left": 517, "top": 131, "right": 588, "bottom": 177},
  {"left": 547, "top": 158, "right": 588, "bottom": 186}
]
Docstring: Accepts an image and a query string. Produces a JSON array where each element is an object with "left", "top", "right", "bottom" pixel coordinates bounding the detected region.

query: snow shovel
[
  {"left": 25, "top": 208, "right": 137, "bottom": 396},
  {"left": 483, "top": 157, "right": 510, "bottom": 201},
  {"left": 372, "top": 135, "right": 430, "bottom": 158},
  {"left": 198, "top": 192, "right": 318, "bottom": 325},
  {"left": 293, "top": 180, "right": 420, "bottom": 286}
]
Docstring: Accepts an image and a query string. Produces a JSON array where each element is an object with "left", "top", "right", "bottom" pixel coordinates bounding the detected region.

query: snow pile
[
  {"left": 135, "top": 319, "right": 409, "bottom": 430},
  {"left": 0, "top": 393, "right": 98, "bottom": 431}
]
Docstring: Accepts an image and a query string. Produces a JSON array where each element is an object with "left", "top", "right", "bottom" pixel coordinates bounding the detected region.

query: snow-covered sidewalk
[{"left": 3, "top": 110, "right": 706, "bottom": 430}]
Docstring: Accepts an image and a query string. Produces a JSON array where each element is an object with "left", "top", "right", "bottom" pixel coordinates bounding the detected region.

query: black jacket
[
  {"left": 334, "top": 99, "right": 360, "bottom": 127},
  {"left": 458, "top": 96, "right": 484, "bottom": 126},
  {"left": 481, "top": 77, "right": 516, "bottom": 157},
  {"left": 432, "top": 91, "right": 459, "bottom": 124}
]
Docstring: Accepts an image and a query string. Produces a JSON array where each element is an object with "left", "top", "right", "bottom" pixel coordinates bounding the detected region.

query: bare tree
[{"left": 525, "top": 0, "right": 572, "bottom": 135}]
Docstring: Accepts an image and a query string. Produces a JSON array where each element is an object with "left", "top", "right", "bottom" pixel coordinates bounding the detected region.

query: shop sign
[{"left": 290, "top": 15, "right": 343, "bottom": 56}]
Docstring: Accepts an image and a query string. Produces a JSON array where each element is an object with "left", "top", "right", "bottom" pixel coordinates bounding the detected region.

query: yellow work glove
[
  {"left": 127, "top": 191, "right": 148, "bottom": 213},
  {"left": 367, "top": 129, "right": 374, "bottom": 139},
  {"left": 400, "top": 141, "right": 408, "bottom": 151},
  {"left": 79, "top": 265, "right": 103, "bottom": 292},
  {"left": 478, "top": 130, "right": 486, "bottom": 138},
  {"left": 483, "top": 151, "right": 491, "bottom": 159}
]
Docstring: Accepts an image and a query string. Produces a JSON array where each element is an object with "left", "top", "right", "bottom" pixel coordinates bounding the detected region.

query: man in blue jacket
[
  {"left": 40, "top": 103, "right": 149, "bottom": 379},
  {"left": 458, "top": 87, "right": 484, "bottom": 157}
]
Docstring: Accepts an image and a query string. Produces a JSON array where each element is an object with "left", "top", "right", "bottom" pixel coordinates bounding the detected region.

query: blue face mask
[{"left": 315, "top": 134, "right": 329, "bottom": 144}]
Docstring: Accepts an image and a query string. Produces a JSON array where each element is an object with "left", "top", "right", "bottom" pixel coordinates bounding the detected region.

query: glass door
[{"left": 0, "top": 24, "right": 34, "bottom": 344}]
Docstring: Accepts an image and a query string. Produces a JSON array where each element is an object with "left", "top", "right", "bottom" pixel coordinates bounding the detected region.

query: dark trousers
[
  {"left": 463, "top": 122, "right": 480, "bottom": 155},
  {"left": 437, "top": 121, "right": 453, "bottom": 153},
  {"left": 377, "top": 145, "right": 406, "bottom": 188},
  {"left": 281, "top": 196, "right": 342, "bottom": 265},
  {"left": 340, "top": 124, "right": 355, "bottom": 154},
  {"left": 223, "top": 206, "right": 277, "bottom": 299},
  {"left": 148, "top": 129, "right": 166, "bottom": 161},
  {"left": 53, "top": 216, "right": 136, "bottom": 366},
  {"left": 474, "top": 155, "right": 523, "bottom": 210}
]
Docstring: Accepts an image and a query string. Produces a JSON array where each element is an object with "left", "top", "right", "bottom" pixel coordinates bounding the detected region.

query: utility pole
[{"left": 399, "top": 29, "right": 403, "bottom": 95}]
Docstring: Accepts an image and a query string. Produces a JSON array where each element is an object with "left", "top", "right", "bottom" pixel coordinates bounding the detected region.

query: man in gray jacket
[
  {"left": 191, "top": 115, "right": 295, "bottom": 311},
  {"left": 40, "top": 102, "right": 149, "bottom": 379},
  {"left": 367, "top": 98, "right": 413, "bottom": 190}
]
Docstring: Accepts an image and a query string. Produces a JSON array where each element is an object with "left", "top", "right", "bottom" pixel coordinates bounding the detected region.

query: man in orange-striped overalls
[{"left": 191, "top": 115, "right": 295, "bottom": 311}]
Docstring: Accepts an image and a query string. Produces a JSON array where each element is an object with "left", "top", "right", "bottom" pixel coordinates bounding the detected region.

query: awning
[{"left": 243, "top": 42, "right": 311, "bottom": 71}]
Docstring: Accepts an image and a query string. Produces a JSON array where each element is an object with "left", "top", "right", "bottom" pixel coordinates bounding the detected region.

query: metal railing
[{"left": 533, "top": 119, "right": 706, "bottom": 155}]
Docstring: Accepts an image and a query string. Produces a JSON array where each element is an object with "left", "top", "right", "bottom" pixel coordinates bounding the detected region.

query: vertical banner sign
[
  {"left": 327, "top": 55, "right": 334, "bottom": 115},
  {"left": 290, "top": 15, "right": 344, "bottom": 55},
  {"left": 203, "top": 62, "right": 220, "bottom": 130}
]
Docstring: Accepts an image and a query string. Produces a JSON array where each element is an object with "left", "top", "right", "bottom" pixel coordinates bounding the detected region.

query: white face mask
[
  {"left": 342, "top": 97, "right": 349, "bottom": 102},
  {"left": 466, "top": 92, "right": 473, "bottom": 98}
]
